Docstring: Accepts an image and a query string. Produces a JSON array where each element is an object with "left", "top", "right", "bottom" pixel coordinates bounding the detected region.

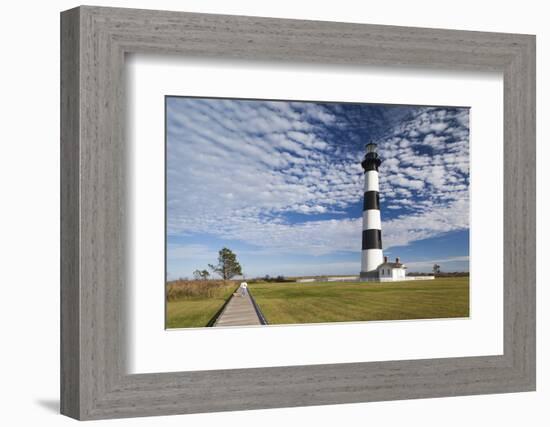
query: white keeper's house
[{"left": 377, "top": 256, "right": 407, "bottom": 281}]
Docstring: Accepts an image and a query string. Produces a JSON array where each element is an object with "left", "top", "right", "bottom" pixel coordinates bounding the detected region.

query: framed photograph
[
  {"left": 61, "top": 6, "right": 535, "bottom": 420},
  {"left": 163, "top": 96, "right": 471, "bottom": 330}
]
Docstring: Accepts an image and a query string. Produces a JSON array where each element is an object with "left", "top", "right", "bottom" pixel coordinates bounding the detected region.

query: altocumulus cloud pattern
[{"left": 166, "top": 97, "right": 469, "bottom": 278}]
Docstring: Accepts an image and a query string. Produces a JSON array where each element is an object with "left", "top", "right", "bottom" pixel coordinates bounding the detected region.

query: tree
[
  {"left": 433, "top": 264, "right": 441, "bottom": 275},
  {"left": 208, "top": 247, "right": 243, "bottom": 280},
  {"left": 193, "top": 269, "right": 210, "bottom": 280}
]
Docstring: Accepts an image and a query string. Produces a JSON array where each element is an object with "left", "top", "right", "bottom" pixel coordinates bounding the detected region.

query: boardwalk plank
[{"left": 214, "top": 292, "right": 262, "bottom": 327}]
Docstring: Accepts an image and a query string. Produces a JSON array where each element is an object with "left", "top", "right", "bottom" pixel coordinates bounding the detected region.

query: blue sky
[{"left": 166, "top": 97, "right": 470, "bottom": 279}]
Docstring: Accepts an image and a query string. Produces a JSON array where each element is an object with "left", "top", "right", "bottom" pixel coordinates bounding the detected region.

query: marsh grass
[
  {"left": 166, "top": 279, "right": 237, "bottom": 301},
  {"left": 166, "top": 280, "right": 238, "bottom": 328}
]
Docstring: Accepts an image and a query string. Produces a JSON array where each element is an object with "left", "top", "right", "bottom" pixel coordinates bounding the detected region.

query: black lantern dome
[{"left": 361, "top": 142, "right": 382, "bottom": 172}]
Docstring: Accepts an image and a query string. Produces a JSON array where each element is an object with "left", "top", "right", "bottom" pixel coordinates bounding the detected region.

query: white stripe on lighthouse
[
  {"left": 363, "top": 209, "right": 381, "bottom": 230},
  {"left": 363, "top": 170, "right": 379, "bottom": 192},
  {"left": 362, "top": 249, "right": 384, "bottom": 272}
]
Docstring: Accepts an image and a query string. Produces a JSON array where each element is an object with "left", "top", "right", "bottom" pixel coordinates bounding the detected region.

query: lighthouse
[
  {"left": 356, "top": 142, "right": 434, "bottom": 283},
  {"left": 360, "top": 142, "right": 384, "bottom": 279}
]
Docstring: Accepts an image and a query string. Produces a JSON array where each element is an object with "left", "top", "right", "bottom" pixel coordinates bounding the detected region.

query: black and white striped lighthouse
[{"left": 360, "top": 142, "right": 384, "bottom": 279}]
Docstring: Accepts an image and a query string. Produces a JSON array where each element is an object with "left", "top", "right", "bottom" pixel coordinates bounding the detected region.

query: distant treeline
[
  {"left": 248, "top": 275, "right": 294, "bottom": 284},
  {"left": 407, "top": 272, "right": 470, "bottom": 277}
]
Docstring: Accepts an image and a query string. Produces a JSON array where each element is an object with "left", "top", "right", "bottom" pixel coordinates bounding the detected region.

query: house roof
[{"left": 378, "top": 262, "right": 406, "bottom": 269}]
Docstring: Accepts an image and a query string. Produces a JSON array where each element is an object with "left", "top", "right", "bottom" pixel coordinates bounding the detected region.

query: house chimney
[
  {"left": 384, "top": 256, "right": 388, "bottom": 263},
  {"left": 396, "top": 257, "right": 400, "bottom": 264}
]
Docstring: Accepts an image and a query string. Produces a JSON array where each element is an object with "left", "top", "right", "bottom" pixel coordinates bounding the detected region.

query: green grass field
[
  {"left": 166, "top": 277, "right": 469, "bottom": 328},
  {"left": 249, "top": 277, "right": 469, "bottom": 325},
  {"left": 166, "top": 284, "right": 237, "bottom": 329}
]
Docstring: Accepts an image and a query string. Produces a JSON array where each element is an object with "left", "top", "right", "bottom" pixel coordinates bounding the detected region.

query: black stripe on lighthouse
[
  {"left": 362, "top": 229, "right": 382, "bottom": 250},
  {"left": 363, "top": 191, "right": 380, "bottom": 211},
  {"left": 362, "top": 160, "right": 380, "bottom": 172}
]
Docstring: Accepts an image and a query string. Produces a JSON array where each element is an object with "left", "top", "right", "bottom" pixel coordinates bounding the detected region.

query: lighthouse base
[
  {"left": 359, "top": 270, "right": 380, "bottom": 282},
  {"left": 359, "top": 270, "right": 378, "bottom": 278},
  {"left": 359, "top": 278, "right": 383, "bottom": 282}
]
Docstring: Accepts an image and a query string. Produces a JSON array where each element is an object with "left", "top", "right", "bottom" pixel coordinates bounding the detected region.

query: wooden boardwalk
[{"left": 213, "top": 292, "right": 263, "bottom": 327}]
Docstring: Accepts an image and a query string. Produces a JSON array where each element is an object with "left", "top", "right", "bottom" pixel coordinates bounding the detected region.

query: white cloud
[
  {"left": 167, "top": 243, "right": 216, "bottom": 260},
  {"left": 382, "top": 198, "right": 468, "bottom": 248},
  {"left": 377, "top": 107, "right": 469, "bottom": 215},
  {"left": 423, "top": 133, "right": 447, "bottom": 149},
  {"left": 429, "top": 122, "right": 448, "bottom": 133},
  {"left": 167, "top": 197, "right": 467, "bottom": 257}
]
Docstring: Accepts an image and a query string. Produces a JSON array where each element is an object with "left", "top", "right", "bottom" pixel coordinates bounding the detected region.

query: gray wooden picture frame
[{"left": 60, "top": 5, "right": 536, "bottom": 420}]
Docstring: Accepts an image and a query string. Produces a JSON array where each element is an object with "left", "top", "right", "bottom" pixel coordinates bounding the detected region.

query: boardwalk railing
[{"left": 247, "top": 289, "right": 269, "bottom": 326}]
